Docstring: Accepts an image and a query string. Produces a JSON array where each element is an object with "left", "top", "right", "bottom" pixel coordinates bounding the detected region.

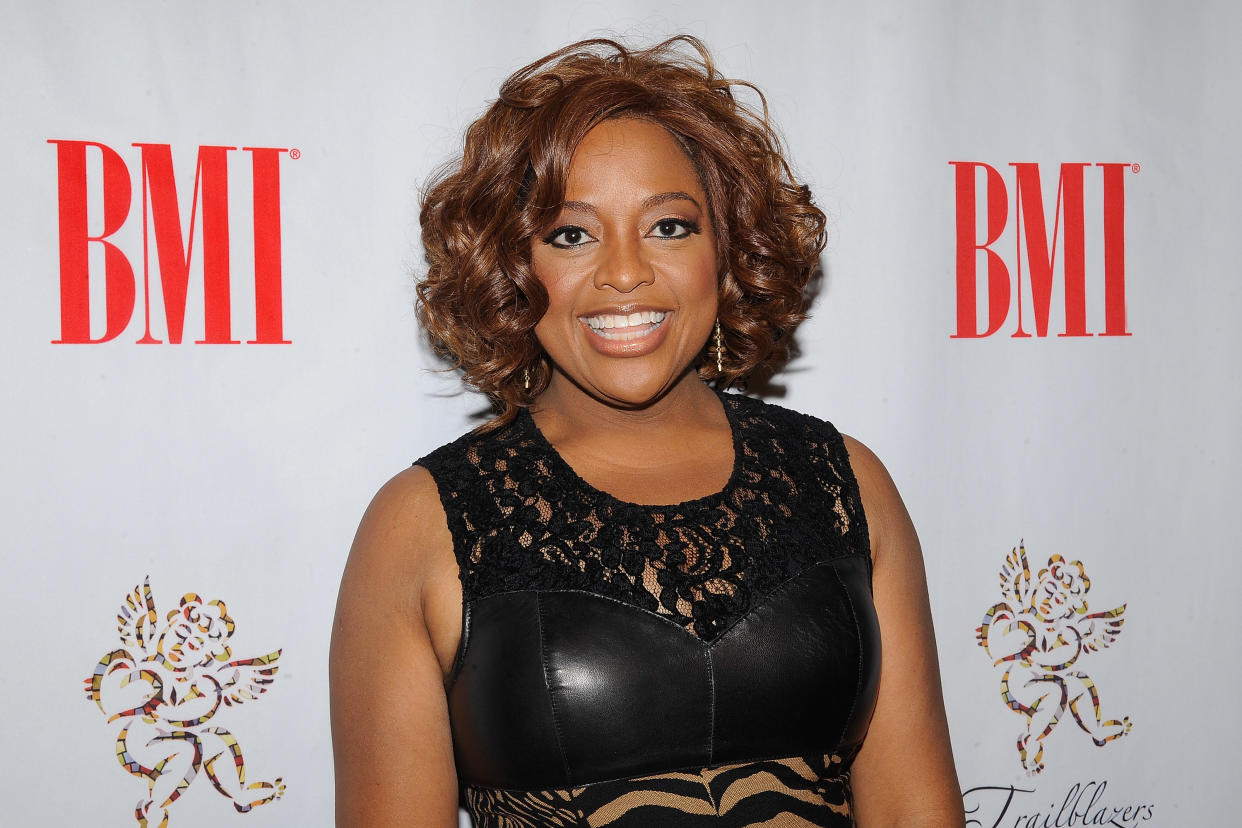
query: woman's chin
[{"left": 576, "top": 366, "right": 705, "bottom": 411}]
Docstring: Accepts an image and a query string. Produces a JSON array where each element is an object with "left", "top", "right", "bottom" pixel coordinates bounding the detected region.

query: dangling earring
[
  {"left": 523, "top": 368, "right": 531, "bottom": 392},
  {"left": 713, "top": 319, "right": 724, "bottom": 373}
]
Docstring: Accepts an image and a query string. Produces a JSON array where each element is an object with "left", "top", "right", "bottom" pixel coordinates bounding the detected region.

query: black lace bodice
[
  {"left": 416, "top": 392, "right": 880, "bottom": 826},
  {"left": 416, "top": 391, "right": 871, "bottom": 641}
]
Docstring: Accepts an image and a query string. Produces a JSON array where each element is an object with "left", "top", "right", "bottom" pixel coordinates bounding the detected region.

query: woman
[{"left": 331, "top": 36, "right": 963, "bottom": 827}]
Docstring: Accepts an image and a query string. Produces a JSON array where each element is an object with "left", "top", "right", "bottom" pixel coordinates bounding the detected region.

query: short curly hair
[{"left": 417, "top": 35, "right": 826, "bottom": 428}]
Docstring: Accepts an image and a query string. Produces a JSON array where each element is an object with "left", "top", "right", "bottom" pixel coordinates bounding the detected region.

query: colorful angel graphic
[
  {"left": 85, "top": 578, "right": 284, "bottom": 827},
  {"left": 976, "top": 543, "right": 1132, "bottom": 775}
]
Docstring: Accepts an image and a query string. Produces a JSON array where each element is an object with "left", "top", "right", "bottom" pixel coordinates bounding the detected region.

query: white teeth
[
  {"left": 584, "top": 311, "right": 667, "bottom": 329},
  {"left": 583, "top": 310, "right": 668, "bottom": 339}
]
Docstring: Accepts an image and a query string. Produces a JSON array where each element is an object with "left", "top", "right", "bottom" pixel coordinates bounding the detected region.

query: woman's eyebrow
[
  {"left": 559, "top": 192, "right": 702, "bottom": 216},
  {"left": 559, "top": 200, "right": 598, "bottom": 217},
  {"left": 641, "top": 191, "right": 701, "bottom": 211}
]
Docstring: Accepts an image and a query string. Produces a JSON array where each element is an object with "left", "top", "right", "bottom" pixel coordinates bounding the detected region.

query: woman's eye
[
  {"left": 543, "top": 226, "right": 592, "bottom": 248},
  {"left": 650, "top": 219, "right": 698, "bottom": 239}
]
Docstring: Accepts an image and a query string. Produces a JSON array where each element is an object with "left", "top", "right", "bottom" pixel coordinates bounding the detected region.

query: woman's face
[{"left": 531, "top": 117, "right": 718, "bottom": 409}]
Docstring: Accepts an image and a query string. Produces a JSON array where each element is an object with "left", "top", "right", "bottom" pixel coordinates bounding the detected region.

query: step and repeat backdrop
[{"left": 4, "top": 1, "right": 1238, "bottom": 825}]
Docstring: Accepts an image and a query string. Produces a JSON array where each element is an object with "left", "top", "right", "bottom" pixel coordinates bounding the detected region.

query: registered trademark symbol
[
  {"left": 289, "top": 148, "right": 302, "bottom": 160},
  {"left": 1130, "top": 163, "right": 1140, "bottom": 173}
]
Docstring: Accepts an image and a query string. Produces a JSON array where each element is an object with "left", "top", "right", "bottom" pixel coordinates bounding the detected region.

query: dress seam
[
  {"left": 536, "top": 592, "right": 573, "bottom": 784},
  {"left": 833, "top": 563, "right": 866, "bottom": 750},
  {"left": 460, "top": 749, "right": 850, "bottom": 794},
  {"left": 705, "top": 646, "right": 716, "bottom": 766}
]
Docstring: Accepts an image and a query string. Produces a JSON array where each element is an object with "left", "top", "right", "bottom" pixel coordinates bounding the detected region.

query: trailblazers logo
[
  {"left": 48, "top": 140, "right": 295, "bottom": 345},
  {"left": 950, "top": 161, "right": 1136, "bottom": 339},
  {"left": 963, "top": 781, "right": 1155, "bottom": 827},
  {"left": 976, "top": 542, "right": 1132, "bottom": 775},
  {"left": 85, "top": 577, "right": 284, "bottom": 827}
]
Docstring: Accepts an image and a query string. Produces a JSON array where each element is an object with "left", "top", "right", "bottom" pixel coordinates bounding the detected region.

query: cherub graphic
[
  {"left": 85, "top": 577, "right": 285, "bottom": 827},
  {"left": 976, "top": 542, "right": 1132, "bottom": 775}
]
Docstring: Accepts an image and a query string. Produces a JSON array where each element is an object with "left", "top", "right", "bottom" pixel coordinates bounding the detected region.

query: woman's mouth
[{"left": 581, "top": 310, "right": 668, "bottom": 341}]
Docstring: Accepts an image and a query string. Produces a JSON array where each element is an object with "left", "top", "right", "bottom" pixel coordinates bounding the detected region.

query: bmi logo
[
  {"left": 48, "top": 140, "right": 295, "bottom": 345},
  {"left": 950, "top": 161, "right": 1135, "bottom": 339},
  {"left": 976, "top": 542, "right": 1131, "bottom": 775},
  {"left": 85, "top": 577, "right": 284, "bottom": 826}
]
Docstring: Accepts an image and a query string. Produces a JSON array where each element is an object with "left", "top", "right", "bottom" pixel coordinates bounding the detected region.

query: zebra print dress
[
  {"left": 463, "top": 752, "right": 853, "bottom": 827},
  {"left": 417, "top": 392, "right": 879, "bottom": 827}
]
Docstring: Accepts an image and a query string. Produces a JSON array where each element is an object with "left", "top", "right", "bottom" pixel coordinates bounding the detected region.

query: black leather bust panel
[{"left": 449, "top": 555, "right": 880, "bottom": 789}]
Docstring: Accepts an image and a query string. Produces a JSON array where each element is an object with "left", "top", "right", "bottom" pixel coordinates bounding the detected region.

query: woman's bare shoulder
[
  {"left": 838, "top": 433, "right": 908, "bottom": 546},
  {"left": 358, "top": 464, "right": 447, "bottom": 548},
  {"left": 364, "top": 464, "right": 443, "bottom": 527},
  {"left": 339, "top": 465, "right": 454, "bottom": 615}
]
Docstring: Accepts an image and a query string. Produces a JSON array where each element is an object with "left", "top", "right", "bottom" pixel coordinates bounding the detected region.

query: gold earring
[
  {"left": 523, "top": 368, "right": 531, "bottom": 392},
  {"left": 714, "top": 320, "right": 724, "bottom": 373}
]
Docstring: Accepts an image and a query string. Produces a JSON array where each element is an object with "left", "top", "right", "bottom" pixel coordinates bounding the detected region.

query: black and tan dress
[{"left": 417, "top": 391, "right": 880, "bottom": 827}]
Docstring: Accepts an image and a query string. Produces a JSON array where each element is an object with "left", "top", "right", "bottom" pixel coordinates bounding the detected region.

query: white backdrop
[{"left": 3, "top": 1, "right": 1239, "bottom": 825}]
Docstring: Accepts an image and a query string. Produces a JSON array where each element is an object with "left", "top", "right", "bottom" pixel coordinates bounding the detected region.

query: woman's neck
[
  {"left": 527, "top": 371, "right": 735, "bottom": 505},
  {"left": 530, "top": 369, "right": 722, "bottom": 444}
]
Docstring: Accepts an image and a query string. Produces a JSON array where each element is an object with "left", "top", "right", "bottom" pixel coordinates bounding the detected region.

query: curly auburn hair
[{"left": 417, "top": 35, "right": 826, "bottom": 428}]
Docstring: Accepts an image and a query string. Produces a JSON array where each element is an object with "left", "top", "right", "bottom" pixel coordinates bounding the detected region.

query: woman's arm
[
  {"left": 330, "top": 466, "right": 461, "bottom": 827},
  {"left": 842, "top": 436, "right": 965, "bottom": 827}
]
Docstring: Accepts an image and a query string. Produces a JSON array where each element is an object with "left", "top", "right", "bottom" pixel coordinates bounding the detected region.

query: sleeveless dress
[{"left": 416, "top": 391, "right": 881, "bottom": 828}]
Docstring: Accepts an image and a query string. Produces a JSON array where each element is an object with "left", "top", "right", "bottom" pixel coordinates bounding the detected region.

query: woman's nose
[{"left": 592, "top": 238, "right": 655, "bottom": 293}]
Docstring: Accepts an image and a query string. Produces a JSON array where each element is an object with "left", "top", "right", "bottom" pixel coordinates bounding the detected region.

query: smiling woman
[
  {"left": 330, "top": 36, "right": 964, "bottom": 828},
  {"left": 413, "top": 36, "right": 820, "bottom": 428}
]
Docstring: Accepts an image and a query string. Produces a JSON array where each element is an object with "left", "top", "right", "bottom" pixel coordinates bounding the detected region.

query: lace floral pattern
[{"left": 417, "top": 392, "right": 870, "bottom": 642}]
